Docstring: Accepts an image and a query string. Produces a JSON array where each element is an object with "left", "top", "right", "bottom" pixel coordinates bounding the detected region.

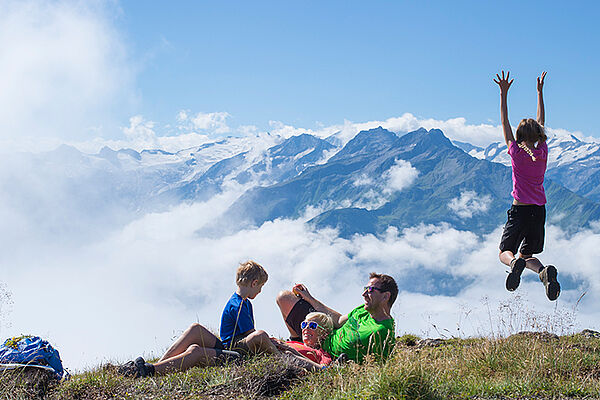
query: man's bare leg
[{"left": 276, "top": 290, "right": 301, "bottom": 338}]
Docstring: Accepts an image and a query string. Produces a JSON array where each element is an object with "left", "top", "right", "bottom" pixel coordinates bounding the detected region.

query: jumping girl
[{"left": 494, "top": 70, "right": 560, "bottom": 301}]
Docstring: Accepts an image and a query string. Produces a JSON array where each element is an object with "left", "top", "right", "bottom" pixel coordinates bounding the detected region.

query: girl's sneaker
[
  {"left": 539, "top": 265, "right": 561, "bottom": 301},
  {"left": 506, "top": 258, "right": 526, "bottom": 291}
]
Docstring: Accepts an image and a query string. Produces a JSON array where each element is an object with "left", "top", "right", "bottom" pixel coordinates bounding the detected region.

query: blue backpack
[{"left": 0, "top": 335, "right": 67, "bottom": 379}]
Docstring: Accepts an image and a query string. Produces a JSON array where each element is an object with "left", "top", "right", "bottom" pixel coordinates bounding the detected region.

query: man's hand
[
  {"left": 292, "top": 284, "right": 314, "bottom": 302},
  {"left": 494, "top": 70, "right": 514, "bottom": 94},
  {"left": 537, "top": 71, "right": 547, "bottom": 92}
]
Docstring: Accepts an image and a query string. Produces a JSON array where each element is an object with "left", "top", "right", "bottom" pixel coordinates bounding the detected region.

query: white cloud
[
  {"left": 383, "top": 159, "right": 419, "bottom": 194},
  {"left": 190, "top": 111, "right": 231, "bottom": 134},
  {"left": 266, "top": 113, "right": 595, "bottom": 150},
  {"left": 269, "top": 113, "right": 503, "bottom": 148},
  {"left": 238, "top": 125, "right": 259, "bottom": 135},
  {"left": 122, "top": 115, "right": 159, "bottom": 148},
  {"left": 176, "top": 110, "right": 189, "bottom": 122},
  {"left": 268, "top": 120, "right": 315, "bottom": 138},
  {"left": 448, "top": 191, "right": 492, "bottom": 218},
  {"left": 345, "top": 159, "right": 418, "bottom": 210},
  {"left": 0, "top": 0, "right": 134, "bottom": 150},
  {"left": 2, "top": 182, "right": 598, "bottom": 372}
]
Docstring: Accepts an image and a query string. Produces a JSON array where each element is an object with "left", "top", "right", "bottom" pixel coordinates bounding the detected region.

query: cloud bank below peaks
[{"left": 2, "top": 185, "right": 599, "bottom": 371}]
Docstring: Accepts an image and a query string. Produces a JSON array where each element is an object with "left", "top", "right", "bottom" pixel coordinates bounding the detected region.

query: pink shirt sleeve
[
  {"left": 507, "top": 140, "right": 518, "bottom": 157},
  {"left": 532, "top": 141, "right": 548, "bottom": 160}
]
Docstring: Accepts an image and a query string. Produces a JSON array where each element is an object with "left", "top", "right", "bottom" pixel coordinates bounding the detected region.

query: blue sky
[
  {"left": 0, "top": 0, "right": 598, "bottom": 150},
  {"left": 115, "top": 1, "right": 599, "bottom": 138}
]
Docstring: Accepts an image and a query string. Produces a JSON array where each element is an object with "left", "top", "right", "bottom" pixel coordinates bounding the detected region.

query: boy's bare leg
[
  {"left": 154, "top": 345, "right": 217, "bottom": 375},
  {"left": 520, "top": 254, "right": 544, "bottom": 273},
  {"left": 159, "top": 323, "right": 219, "bottom": 362},
  {"left": 499, "top": 250, "right": 518, "bottom": 267},
  {"left": 276, "top": 290, "right": 301, "bottom": 337},
  {"left": 500, "top": 251, "right": 544, "bottom": 273},
  {"left": 243, "top": 330, "right": 279, "bottom": 354}
]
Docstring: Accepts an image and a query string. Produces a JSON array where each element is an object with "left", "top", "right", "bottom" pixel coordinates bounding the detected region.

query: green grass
[{"left": 3, "top": 332, "right": 600, "bottom": 399}]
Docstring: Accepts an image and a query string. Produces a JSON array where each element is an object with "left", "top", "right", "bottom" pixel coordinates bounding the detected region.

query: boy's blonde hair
[
  {"left": 305, "top": 312, "right": 333, "bottom": 336},
  {"left": 236, "top": 260, "right": 268, "bottom": 286},
  {"left": 516, "top": 118, "right": 546, "bottom": 143}
]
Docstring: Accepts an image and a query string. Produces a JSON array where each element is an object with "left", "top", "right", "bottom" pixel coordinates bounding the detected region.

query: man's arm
[
  {"left": 293, "top": 284, "right": 348, "bottom": 329},
  {"left": 494, "top": 70, "right": 515, "bottom": 146},
  {"left": 537, "top": 71, "right": 546, "bottom": 126}
]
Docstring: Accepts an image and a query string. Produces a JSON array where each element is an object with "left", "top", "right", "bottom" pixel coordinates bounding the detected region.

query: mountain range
[
  {"left": 2, "top": 127, "right": 599, "bottom": 243},
  {"left": 219, "top": 127, "right": 600, "bottom": 237}
]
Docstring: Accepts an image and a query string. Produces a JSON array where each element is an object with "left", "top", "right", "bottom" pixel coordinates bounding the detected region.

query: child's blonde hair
[
  {"left": 305, "top": 312, "right": 333, "bottom": 336},
  {"left": 516, "top": 118, "right": 546, "bottom": 144},
  {"left": 236, "top": 260, "right": 268, "bottom": 286}
]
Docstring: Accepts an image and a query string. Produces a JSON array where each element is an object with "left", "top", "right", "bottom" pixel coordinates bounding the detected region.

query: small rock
[
  {"left": 580, "top": 329, "right": 600, "bottom": 338},
  {"left": 415, "top": 338, "right": 445, "bottom": 348}
]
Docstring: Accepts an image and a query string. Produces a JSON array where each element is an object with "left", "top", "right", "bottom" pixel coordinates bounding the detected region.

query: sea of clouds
[
  {"left": 1, "top": 0, "right": 599, "bottom": 373},
  {"left": 1, "top": 172, "right": 599, "bottom": 372}
]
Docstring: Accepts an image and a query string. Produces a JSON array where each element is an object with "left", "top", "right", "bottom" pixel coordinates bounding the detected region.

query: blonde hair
[
  {"left": 305, "top": 312, "right": 333, "bottom": 336},
  {"left": 236, "top": 260, "right": 268, "bottom": 286}
]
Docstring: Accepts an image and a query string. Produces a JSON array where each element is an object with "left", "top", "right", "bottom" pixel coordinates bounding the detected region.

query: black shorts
[
  {"left": 284, "top": 299, "right": 315, "bottom": 339},
  {"left": 499, "top": 205, "right": 546, "bottom": 255}
]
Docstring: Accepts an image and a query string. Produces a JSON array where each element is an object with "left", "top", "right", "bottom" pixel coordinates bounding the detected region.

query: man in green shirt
[{"left": 276, "top": 273, "right": 397, "bottom": 363}]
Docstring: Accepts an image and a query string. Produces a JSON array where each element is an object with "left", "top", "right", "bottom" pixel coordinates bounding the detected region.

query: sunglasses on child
[{"left": 300, "top": 321, "right": 323, "bottom": 330}]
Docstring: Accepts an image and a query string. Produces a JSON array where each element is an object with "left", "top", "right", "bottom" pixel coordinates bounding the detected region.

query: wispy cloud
[
  {"left": 178, "top": 110, "right": 232, "bottom": 135},
  {"left": 122, "top": 115, "right": 160, "bottom": 149},
  {"left": 350, "top": 159, "right": 418, "bottom": 210},
  {"left": 0, "top": 0, "right": 134, "bottom": 151},
  {"left": 448, "top": 191, "right": 492, "bottom": 218}
]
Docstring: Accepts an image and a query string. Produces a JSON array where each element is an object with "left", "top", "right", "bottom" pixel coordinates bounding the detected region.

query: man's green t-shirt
[{"left": 322, "top": 305, "right": 395, "bottom": 363}]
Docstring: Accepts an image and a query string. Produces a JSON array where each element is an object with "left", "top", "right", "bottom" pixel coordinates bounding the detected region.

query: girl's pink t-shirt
[
  {"left": 286, "top": 341, "right": 333, "bottom": 365},
  {"left": 508, "top": 140, "right": 548, "bottom": 205}
]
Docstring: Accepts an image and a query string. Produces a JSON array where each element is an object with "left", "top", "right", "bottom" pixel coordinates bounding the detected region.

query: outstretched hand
[
  {"left": 537, "top": 71, "right": 547, "bottom": 92},
  {"left": 494, "top": 70, "right": 514, "bottom": 94},
  {"left": 292, "top": 283, "right": 313, "bottom": 301}
]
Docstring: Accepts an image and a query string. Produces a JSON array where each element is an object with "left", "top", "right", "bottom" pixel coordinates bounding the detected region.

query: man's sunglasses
[
  {"left": 363, "top": 286, "right": 385, "bottom": 293},
  {"left": 301, "top": 321, "right": 323, "bottom": 330}
]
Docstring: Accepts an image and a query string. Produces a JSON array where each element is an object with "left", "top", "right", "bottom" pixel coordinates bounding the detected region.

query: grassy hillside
[{"left": 3, "top": 331, "right": 600, "bottom": 399}]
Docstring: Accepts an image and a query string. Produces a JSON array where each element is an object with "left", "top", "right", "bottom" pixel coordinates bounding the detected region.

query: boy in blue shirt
[
  {"left": 118, "top": 260, "right": 277, "bottom": 377},
  {"left": 219, "top": 260, "right": 278, "bottom": 354}
]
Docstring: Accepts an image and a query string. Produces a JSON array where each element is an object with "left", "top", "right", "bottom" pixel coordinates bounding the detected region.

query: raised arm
[
  {"left": 494, "top": 70, "right": 515, "bottom": 146},
  {"left": 537, "top": 71, "right": 546, "bottom": 126},
  {"left": 292, "top": 284, "right": 347, "bottom": 329}
]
